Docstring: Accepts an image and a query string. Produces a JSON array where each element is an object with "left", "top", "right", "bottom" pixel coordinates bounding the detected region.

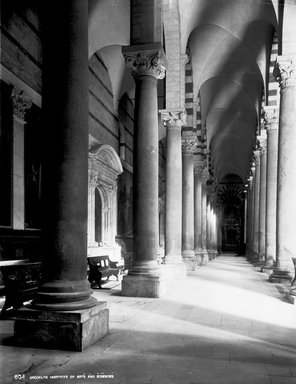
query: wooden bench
[
  {"left": 0, "top": 260, "right": 42, "bottom": 318},
  {"left": 87, "top": 255, "right": 121, "bottom": 289}
]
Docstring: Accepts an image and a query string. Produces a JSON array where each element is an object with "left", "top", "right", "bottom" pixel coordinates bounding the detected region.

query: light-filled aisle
[{"left": 1, "top": 255, "right": 296, "bottom": 384}]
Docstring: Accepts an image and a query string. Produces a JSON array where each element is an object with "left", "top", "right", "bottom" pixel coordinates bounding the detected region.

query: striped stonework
[{"left": 268, "top": 31, "right": 280, "bottom": 107}]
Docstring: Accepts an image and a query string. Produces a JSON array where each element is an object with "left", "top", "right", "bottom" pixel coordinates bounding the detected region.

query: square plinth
[
  {"left": 286, "top": 292, "right": 296, "bottom": 304},
  {"left": 122, "top": 274, "right": 166, "bottom": 298},
  {"left": 10, "top": 302, "right": 109, "bottom": 351}
]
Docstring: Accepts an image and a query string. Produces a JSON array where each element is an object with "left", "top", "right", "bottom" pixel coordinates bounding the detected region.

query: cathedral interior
[{"left": 1, "top": 0, "right": 296, "bottom": 383}]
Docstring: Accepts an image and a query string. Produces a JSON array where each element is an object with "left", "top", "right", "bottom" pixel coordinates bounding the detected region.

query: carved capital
[
  {"left": 11, "top": 86, "right": 32, "bottom": 120},
  {"left": 123, "top": 45, "right": 167, "bottom": 80},
  {"left": 160, "top": 109, "right": 187, "bottom": 128},
  {"left": 201, "top": 169, "right": 210, "bottom": 184},
  {"left": 263, "top": 106, "right": 279, "bottom": 132},
  {"left": 194, "top": 161, "right": 205, "bottom": 176},
  {"left": 253, "top": 150, "right": 261, "bottom": 165},
  {"left": 274, "top": 56, "right": 296, "bottom": 89},
  {"left": 182, "top": 137, "right": 198, "bottom": 154}
]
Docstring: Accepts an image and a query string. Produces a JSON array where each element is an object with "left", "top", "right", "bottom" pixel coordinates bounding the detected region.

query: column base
[
  {"left": 208, "top": 250, "right": 216, "bottom": 260},
  {"left": 269, "top": 269, "right": 292, "bottom": 284},
  {"left": 286, "top": 291, "right": 296, "bottom": 304},
  {"left": 7, "top": 302, "right": 109, "bottom": 351},
  {"left": 182, "top": 250, "right": 197, "bottom": 271},
  {"left": 261, "top": 266, "right": 274, "bottom": 275},
  {"left": 195, "top": 251, "right": 206, "bottom": 266},
  {"left": 121, "top": 274, "right": 165, "bottom": 298},
  {"left": 254, "top": 260, "right": 265, "bottom": 268},
  {"left": 202, "top": 251, "right": 209, "bottom": 264}
]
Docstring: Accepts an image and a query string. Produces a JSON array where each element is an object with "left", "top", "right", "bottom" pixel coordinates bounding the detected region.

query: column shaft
[
  {"left": 258, "top": 143, "right": 267, "bottom": 262},
  {"left": 182, "top": 146, "right": 195, "bottom": 269},
  {"left": 201, "top": 174, "right": 209, "bottom": 264},
  {"left": 33, "top": 0, "right": 94, "bottom": 310},
  {"left": 165, "top": 126, "right": 182, "bottom": 262},
  {"left": 194, "top": 167, "right": 203, "bottom": 265}
]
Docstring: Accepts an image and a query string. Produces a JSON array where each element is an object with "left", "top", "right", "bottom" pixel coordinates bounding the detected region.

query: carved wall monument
[{"left": 88, "top": 145, "right": 123, "bottom": 260}]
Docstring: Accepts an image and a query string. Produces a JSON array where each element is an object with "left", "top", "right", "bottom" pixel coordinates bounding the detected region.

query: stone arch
[{"left": 88, "top": 144, "right": 123, "bottom": 260}]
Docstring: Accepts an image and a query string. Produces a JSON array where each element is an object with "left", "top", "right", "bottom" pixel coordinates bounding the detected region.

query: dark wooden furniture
[
  {"left": 87, "top": 255, "right": 121, "bottom": 289},
  {"left": 0, "top": 260, "right": 42, "bottom": 318}
]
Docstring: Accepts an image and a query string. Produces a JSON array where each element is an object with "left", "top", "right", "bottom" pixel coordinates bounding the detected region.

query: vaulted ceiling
[{"left": 181, "top": 0, "right": 277, "bottom": 183}]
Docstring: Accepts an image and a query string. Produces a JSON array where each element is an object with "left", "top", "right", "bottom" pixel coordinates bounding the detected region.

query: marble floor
[{"left": 1, "top": 254, "right": 296, "bottom": 384}]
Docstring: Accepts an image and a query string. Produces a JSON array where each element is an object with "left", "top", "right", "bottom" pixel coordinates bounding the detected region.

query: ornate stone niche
[{"left": 88, "top": 145, "right": 123, "bottom": 259}]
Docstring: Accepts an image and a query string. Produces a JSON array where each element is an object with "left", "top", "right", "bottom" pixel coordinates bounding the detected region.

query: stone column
[
  {"left": 270, "top": 56, "right": 296, "bottom": 282},
  {"left": 182, "top": 138, "right": 197, "bottom": 270},
  {"left": 262, "top": 107, "right": 279, "bottom": 273},
  {"left": 194, "top": 163, "right": 204, "bottom": 265},
  {"left": 121, "top": 44, "right": 167, "bottom": 297},
  {"left": 201, "top": 170, "right": 209, "bottom": 264},
  {"left": 14, "top": 1, "right": 108, "bottom": 352},
  {"left": 160, "top": 110, "right": 187, "bottom": 278},
  {"left": 11, "top": 87, "right": 32, "bottom": 230},
  {"left": 252, "top": 150, "right": 261, "bottom": 262},
  {"left": 159, "top": 197, "right": 165, "bottom": 261},
  {"left": 258, "top": 134, "right": 267, "bottom": 265},
  {"left": 246, "top": 175, "right": 254, "bottom": 259}
]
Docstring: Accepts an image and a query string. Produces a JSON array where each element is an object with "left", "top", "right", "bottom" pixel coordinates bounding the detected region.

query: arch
[
  {"left": 90, "top": 144, "right": 123, "bottom": 175},
  {"left": 88, "top": 144, "right": 123, "bottom": 259}
]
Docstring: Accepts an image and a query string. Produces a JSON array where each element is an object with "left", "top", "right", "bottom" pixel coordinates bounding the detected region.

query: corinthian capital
[
  {"left": 263, "top": 106, "right": 279, "bottom": 131},
  {"left": 160, "top": 109, "right": 187, "bottom": 128},
  {"left": 123, "top": 44, "right": 167, "bottom": 80},
  {"left": 274, "top": 56, "right": 296, "bottom": 89},
  {"left": 11, "top": 86, "right": 32, "bottom": 120},
  {"left": 182, "top": 136, "right": 198, "bottom": 154}
]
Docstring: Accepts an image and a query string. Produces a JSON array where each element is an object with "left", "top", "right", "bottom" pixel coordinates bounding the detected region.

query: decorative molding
[
  {"left": 11, "top": 86, "right": 32, "bottom": 120},
  {"left": 274, "top": 56, "right": 296, "bottom": 89},
  {"left": 0, "top": 63, "right": 41, "bottom": 107},
  {"left": 123, "top": 46, "right": 167, "bottom": 80},
  {"left": 263, "top": 106, "right": 279, "bottom": 132},
  {"left": 160, "top": 109, "right": 187, "bottom": 128}
]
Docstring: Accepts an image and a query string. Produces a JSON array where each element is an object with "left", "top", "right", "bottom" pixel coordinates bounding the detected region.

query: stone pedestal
[
  {"left": 261, "top": 266, "right": 274, "bottom": 275},
  {"left": 182, "top": 138, "right": 197, "bottom": 270},
  {"left": 121, "top": 44, "right": 167, "bottom": 296},
  {"left": 285, "top": 257, "right": 296, "bottom": 304},
  {"left": 160, "top": 110, "right": 188, "bottom": 279},
  {"left": 11, "top": 303, "right": 108, "bottom": 351},
  {"left": 122, "top": 274, "right": 166, "bottom": 298}
]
